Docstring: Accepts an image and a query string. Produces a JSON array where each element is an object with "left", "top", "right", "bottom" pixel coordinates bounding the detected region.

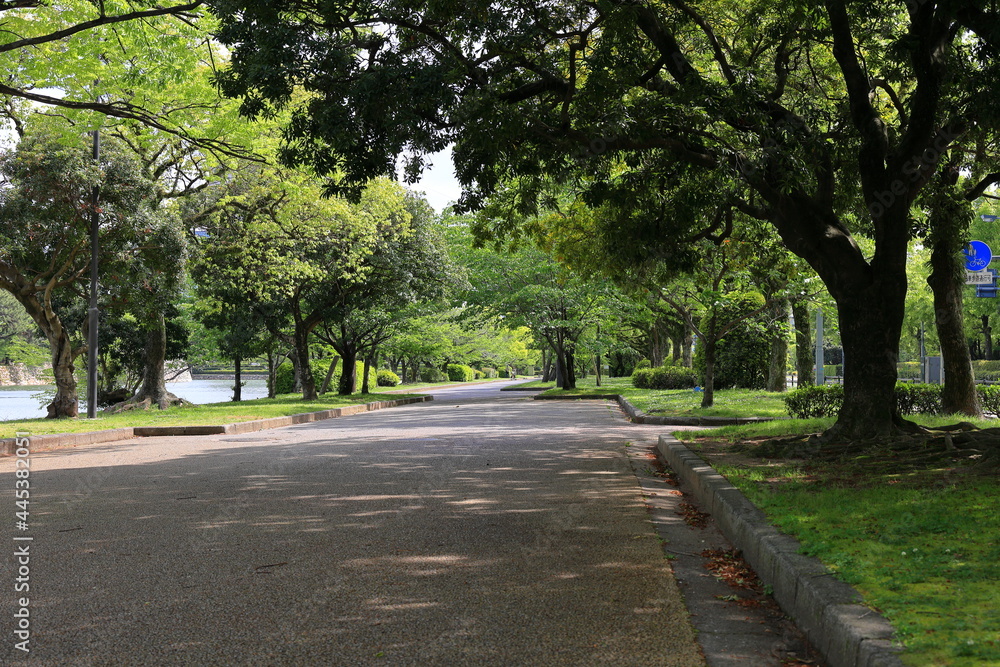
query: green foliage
[
  {"left": 275, "top": 359, "right": 375, "bottom": 395},
  {"left": 895, "top": 384, "right": 944, "bottom": 416},
  {"left": 694, "top": 292, "right": 770, "bottom": 390},
  {"left": 976, "top": 385, "right": 1000, "bottom": 416},
  {"left": 635, "top": 359, "right": 652, "bottom": 370},
  {"left": 479, "top": 367, "right": 498, "bottom": 378},
  {"left": 784, "top": 383, "right": 952, "bottom": 418},
  {"left": 783, "top": 385, "right": 846, "bottom": 419},
  {"left": 972, "top": 360, "right": 1000, "bottom": 382},
  {"left": 376, "top": 369, "right": 400, "bottom": 387},
  {"left": 445, "top": 363, "right": 475, "bottom": 382},
  {"left": 498, "top": 368, "right": 511, "bottom": 378},
  {"left": 632, "top": 365, "right": 697, "bottom": 390},
  {"left": 420, "top": 367, "right": 447, "bottom": 383}
]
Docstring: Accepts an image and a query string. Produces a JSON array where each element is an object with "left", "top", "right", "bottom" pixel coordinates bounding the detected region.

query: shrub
[
  {"left": 694, "top": 292, "right": 770, "bottom": 389},
  {"left": 897, "top": 361, "right": 921, "bottom": 380},
  {"left": 632, "top": 367, "right": 652, "bottom": 389},
  {"left": 978, "top": 385, "right": 1000, "bottom": 416},
  {"left": 784, "top": 384, "right": 844, "bottom": 418},
  {"left": 784, "top": 382, "right": 946, "bottom": 419},
  {"left": 480, "top": 367, "right": 498, "bottom": 378},
  {"left": 632, "top": 365, "right": 697, "bottom": 390},
  {"left": 446, "top": 363, "right": 476, "bottom": 382},
  {"left": 895, "top": 383, "right": 943, "bottom": 415},
  {"left": 498, "top": 368, "right": 511, "bottom": 378},
  {"left": 635, "top": 359, "right": 652, "bottom": 370},
  {"left": 420, "top": 367, "right": 447, "bottom": 383},
  {"left": 376, "top": 370, "right": 400, "bottom": 387},
  {"left": 275, "top": 358, "right": 338, "bottom": 395}
]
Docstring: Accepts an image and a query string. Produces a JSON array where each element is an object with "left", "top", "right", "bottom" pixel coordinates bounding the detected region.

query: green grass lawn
[
  {"left": 0, "top": 392, "right": 417, "bottom": 439},
  {"left": 681, "top": 422, "right": 1000, "bottom": 666},
  {"left": 535, "top": 377, "right": 790, "bottom": 419}
]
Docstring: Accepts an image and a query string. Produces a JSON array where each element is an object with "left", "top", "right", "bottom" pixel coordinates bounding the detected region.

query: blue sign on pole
[{"left": 964, "top": 240, "right": 993, "bottom": 271}]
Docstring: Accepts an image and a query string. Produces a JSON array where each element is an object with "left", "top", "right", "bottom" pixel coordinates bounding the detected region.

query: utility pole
[
  {"left": 815, "top": 309, "right": 825, "bottom": 386},
  {"left": 87, "top": 129, "right": 100, "bottom": 418}
]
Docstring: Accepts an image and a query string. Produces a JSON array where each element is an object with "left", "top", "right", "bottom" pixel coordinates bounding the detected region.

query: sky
[{"left": 406, "top": 146, "right": 463, "bottom": 213}]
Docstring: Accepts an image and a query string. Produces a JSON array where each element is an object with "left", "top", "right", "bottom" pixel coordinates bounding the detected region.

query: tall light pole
[{"left": 86, "top": 128, "right": 100, "bottom": 418}]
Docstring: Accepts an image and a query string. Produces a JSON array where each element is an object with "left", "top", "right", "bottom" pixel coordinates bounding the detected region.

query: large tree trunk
[
  {"left": 294, "top": 323, "right": 317, "bottom": 400},
  {"left": 337, "top": 343, "right": 358, "bottom": 395},
  {"left": 564, "top": 342, "right": 577, "bottom": 389},
  {"left": 48, "top": 333, "right": 79, "bottom": 418},
  {"left": 792, "top": 302, "right": 814, "bottom": 387},
  {"left": 926, "top": 185, "right": 982, "bottom": 416},
  {"left": 11, "top": 290, "right": 80, "bottom": 418},
  {"left": 232, "top": 355, "right": 243, "bottom": 402},
  {"left": 129, "top": 313, "right": 184, "bottom": 410},
  {"left": 701, "top": 317, "right": 718, "bottom": 408},
  {"left": 766, "top": 299, "right": 789, "bottom": 392},
  {"left": 824, "top": 276, "right": 907, "bottom": 440}
]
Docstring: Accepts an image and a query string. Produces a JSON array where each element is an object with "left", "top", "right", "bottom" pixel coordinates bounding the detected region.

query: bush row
[
  {"left": 275, "top": 359, "right": 377, "bottom": 395},
  {"left": 632, "top": 365, "right": 698, "bottom": 390},
  {"left": 446, "top": 363, "right": 476, "bottom": 382},
  {"left": 784, "top": 383, "right": 1000, "bottom": 418}
]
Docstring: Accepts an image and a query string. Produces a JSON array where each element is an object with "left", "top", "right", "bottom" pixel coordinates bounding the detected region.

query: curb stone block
[
  {"left": 657, "top": 435, "right": 904, "bottom": 667},
  {"left": 0, "top": 396, "right": 434, "bottom": 456}
]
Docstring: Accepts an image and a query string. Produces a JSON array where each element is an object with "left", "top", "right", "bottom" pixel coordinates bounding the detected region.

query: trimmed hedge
[
  {"left": 275, "top": 359, "right": 376, "bottom": 395},
  {"left": 446, "top": 363, "right": 476, "bottom": 382},
  {"left": 786, "top": 381, "right": 1000, "bottom": 418},
  {"left": 480, "top": 367, "right": 498, "bottom": 378},
  {"left": 632, "top": 365, "right": 698, "bottom": 390},
  {"left": 420, "top": 367, "right": 447, "bottom": 383},
  {"left": 376, "top": 369, "right": 400, "bottom": 387}
]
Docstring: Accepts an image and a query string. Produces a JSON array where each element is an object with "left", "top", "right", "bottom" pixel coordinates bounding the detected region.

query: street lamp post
[{"left": 86, "top": 129, "right": 100, "bottom": 418}]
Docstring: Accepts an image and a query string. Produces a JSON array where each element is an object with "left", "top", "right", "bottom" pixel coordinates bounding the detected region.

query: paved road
[{"left": 0, "top": 382, "right": 704, "bottom": 666}]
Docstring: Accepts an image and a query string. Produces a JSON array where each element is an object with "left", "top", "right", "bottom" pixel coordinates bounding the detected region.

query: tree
[
  {"left": 313, "top": 193, "right": 451, "bottom": 394},
  {"left": 0, "top": 127, "right": 177, "bottom": 417},
  {"left": 209, "top": 0, "right": 1000, "bottom": 439},
  {"left": 0, "top": 1, "right": 254, "bottom": 160}
]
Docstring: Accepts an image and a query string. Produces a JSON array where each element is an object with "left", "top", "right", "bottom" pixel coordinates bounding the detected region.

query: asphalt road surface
[{"left": 0, "top": 381, "right": 706, "bottom": 666}]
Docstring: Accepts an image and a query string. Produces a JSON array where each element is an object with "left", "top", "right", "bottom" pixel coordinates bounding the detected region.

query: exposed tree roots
[
  {"left": 106, "top": 392, "right": 193, "bottom": 413},
  {"left": 751, "top": 422, "right": 999, "bottom": 471}
]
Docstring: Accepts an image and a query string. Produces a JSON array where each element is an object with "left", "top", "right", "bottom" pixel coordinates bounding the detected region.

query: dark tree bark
[
  {"left": 982, "top": 315, "right": 994, "bottom": 361},
  {"left": 293, "top": 324, "right": 317, "bottom": 400},
  {"left": 766, "top": 299, "right": 790, "bottom": 392},
  {"left": 128, "top": 313, "right": 185, "bottom": 410},
  {"left": 337, "top": 343, "right": 359, "bottom": 395},
  {"left": 319, "top": 356, "right": 341, "bottom": 394},
  {"left": 792, "top": 302, "right": 814, "bottom": 387},
  {"left": 925, "top": 177, "right": 982, "bottom": 416},
  {"left": 700, "top": 316, "right": 718, "bottom": 408},
  {"left": 232, "top": 355, "right": 242, "bottom": 402}
]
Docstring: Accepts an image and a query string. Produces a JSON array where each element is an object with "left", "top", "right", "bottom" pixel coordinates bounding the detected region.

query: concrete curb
[
  {"left": 0, "top": 396, "right": 433, "bottom": 456},
  {"left": 657, "top": 436, "right": 904, "bottom": 667},
  {"left": 533, "top": 392, "right": 776, "bottom": 426}
]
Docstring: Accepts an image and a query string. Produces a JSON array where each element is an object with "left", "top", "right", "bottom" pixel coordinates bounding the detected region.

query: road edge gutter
[{"left": 657, "top": 435, "right": 904, "bottom": 667}]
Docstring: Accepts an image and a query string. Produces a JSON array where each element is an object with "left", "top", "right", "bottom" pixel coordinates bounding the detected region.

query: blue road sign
[{"left": 964, "top": 240, "right": 993, "bottom": 271}]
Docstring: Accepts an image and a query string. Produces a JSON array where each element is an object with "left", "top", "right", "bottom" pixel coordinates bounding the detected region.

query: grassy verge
[
  {"left": 384, "top": 377, "right": 508, "bottom": 393},
  {"left": 0, "top": 392, "right": 417, "bottom": 439},
  {"left": 538, "top": 377, "right": 790, "bottom": 419},
  {"left": 681, "top": 421, "right": 1000, "bottom": 666}
]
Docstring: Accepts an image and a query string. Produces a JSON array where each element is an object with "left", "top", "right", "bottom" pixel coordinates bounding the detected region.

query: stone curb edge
[
  {"left": 0, "top": 395, "right": 433, "bottom": 456},
  {"left": 657, "top": 435, "right": 903, "bottom": 667},
  {"left": 533, "top": 392, "right": 775, "bottom": 426}
]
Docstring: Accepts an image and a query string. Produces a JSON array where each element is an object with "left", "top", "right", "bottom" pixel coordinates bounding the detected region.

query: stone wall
[{"left": 0, "top": 363, "right": 53, "bottom": 386}]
